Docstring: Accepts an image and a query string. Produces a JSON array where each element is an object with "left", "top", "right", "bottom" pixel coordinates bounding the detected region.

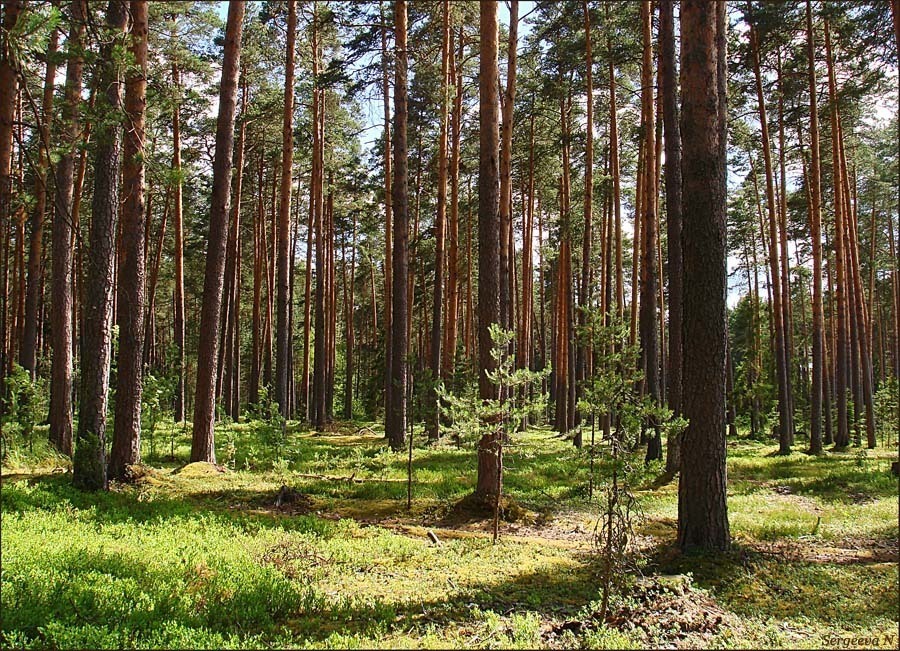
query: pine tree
[
  {"left": 677, "top": 0, "right": 730, "bottom": 552},
  {"left": 191, "top": 0, "right": 246, "bottom": 463}
]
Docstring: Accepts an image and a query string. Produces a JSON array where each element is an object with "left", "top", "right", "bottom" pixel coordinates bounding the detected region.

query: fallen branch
[{"left": 293, "top": 472, "right": 408, "bottom": 484}]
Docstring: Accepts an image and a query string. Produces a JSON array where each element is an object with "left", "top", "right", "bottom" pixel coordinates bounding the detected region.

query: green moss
[{"left": 2, "top": 423, "right": 897, "bottom": 648}]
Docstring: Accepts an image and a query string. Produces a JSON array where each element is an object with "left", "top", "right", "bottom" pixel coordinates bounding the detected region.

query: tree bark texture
[
  {"left": 475, "top": 0, "right": 501, "bottom": 500},
  {"left": 677, "top": 0, "right": 730, "bottom": 552},
  {"left": 190, "top": 0, "right": 245, "bottom": 463},
  {"left": 386, "top": 0, "right": 409, "bottom": 451},
  {"left": 275, "top": 0, "right": 297, "bottom": 418},
  {"left": 49, "top": 0, "right": 86, "bottom": 457},
  {"left": 110, "top": 0, "right": 149, "bottom": 482},
  {"left": 74, "top": 0, "right": 126, "bottom": 490}
]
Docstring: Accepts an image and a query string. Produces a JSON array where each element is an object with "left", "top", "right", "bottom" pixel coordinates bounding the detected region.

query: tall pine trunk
[
  {"left": 660, "top": 0, "right": 683, "bottom": 473},
  {"left": 554, "top": 94, "right": 574, "bottom": 436},
  {"left": 301, "top": 156, "right": 313, "bottom": 418},
  {"left": 805, "top": 0, "right": 825, "bottom": 455},
  {"left": 0, "top": 0, "right": 22, "bottom": 383},
  {"left": 475, "top": 0, "right": 501, "bottom": 500},
  {"left": 190, "top": 0, "right": 245, "bottom": 462},
  {"left": 20, "top": 21, "right": 57, "bottom": 377},
  {"left": 574, "top": 0, "right": 593, "bottom": 448},
  {"left": 639, "top": 0, "right": 662, "bottom": 462},
  {"left": 749, "top": 19, "right": 793, "bottom": 454},
  {"left": 143, "top": 190, "right": 170, "bottom": 370},
  {"left": 49, "top": 0, "right": 86, "bottom": 457},
  {"left": 385, "top": 0, "right": 409, "bottom": 451},
  {"left": 677, "top": 0, "right": 730, "bottom": 552},
  {"left": 609, "top": 52, "right": 624, "bottom": 324},
  {"left": 312, "top": 36, "right": 328, "bottom": 428},
  {"left": 343, "top": 211, "right": 357, "bottom": 419},
  {"left": 498, "top": 1, "right": 518, "bottom": 333},
  {"left": 172, "top": 59, "right": 187, "bottom": 423},
  {"left": 428, "top": 0, "right": 451, "bottom": 439},
  {"left": 74, "top": 0, "right": 126, "bottom": 490},
  {"left": 381, "top": 1, "right": 394, "bottom": 425},
  {"left": 824, "top": 21, "right": 850, "bottom": 448},
  {"left": 220, "top": 80, "right": 246, "bottom": 421},
  {"left": 249, "top": 154, "right": 264, "bottom": 405},
  {"left": 442, "top": 26, "right": 463, "bottom": 379},
  {"left": 275, "top": 0, "right": 297, "bottom": 418},
  {"left": 519, "top": 110, "right": 535, "bottom": 378},
  {"left": 775, "top": 50, "right": 796, "bottom": 444},
  {"left": 110, "top": 0, "right": 149, "bottom": 481}
]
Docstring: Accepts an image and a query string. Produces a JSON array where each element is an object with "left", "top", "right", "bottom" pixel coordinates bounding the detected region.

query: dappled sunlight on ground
[{"left": 2, "top": 423, "right": 897, "bottom": 648}]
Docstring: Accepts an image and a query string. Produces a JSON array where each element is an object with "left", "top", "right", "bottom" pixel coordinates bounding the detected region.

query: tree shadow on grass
[
  {"left": 5, "top": 473, "right": 896, "bottom": 647},
  {"left": 644, "top": 540, "right": 899, "bottom": 628},
  {"left": 728, "top": 454, "right": 898, "bottom": 503},
  {"left": 281, "top": 549, "right": 608, "bottom": 644},
  {"left": 2, "top": 545, "right": 320, "bottom": 647},
  {"left": 3, "top": 473, "right": 606, "bottom": 646},
  {"left": 0, "top": 471, "right": 569, "bottom": 543},
  {"left": 0, "top": 472, "right": 342, "bottom": 538},
  {"left": 3, "top": 543, "right": 606, "bottom": 647}
]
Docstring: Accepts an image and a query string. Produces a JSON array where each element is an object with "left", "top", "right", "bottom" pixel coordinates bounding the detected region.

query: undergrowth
[{"left": 1, "top": 421, "right": 897, "bottom": 649}]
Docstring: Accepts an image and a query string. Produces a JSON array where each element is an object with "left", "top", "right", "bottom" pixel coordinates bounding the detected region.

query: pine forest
[{"left": 0, "top": 1, "right": 898, "bottom": 648}]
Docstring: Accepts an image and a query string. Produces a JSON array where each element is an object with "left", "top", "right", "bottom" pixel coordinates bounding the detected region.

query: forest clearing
[
  {"left": 2, "top": 424, "right": 898, "bottom": 649},
  {"left": 1, "top": 0, "right": 899, "bottom": 648}
]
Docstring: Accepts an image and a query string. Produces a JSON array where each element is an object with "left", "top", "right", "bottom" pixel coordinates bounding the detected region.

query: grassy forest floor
[{"left": 1, "top": 421, "right": 898, "bottom": 649}]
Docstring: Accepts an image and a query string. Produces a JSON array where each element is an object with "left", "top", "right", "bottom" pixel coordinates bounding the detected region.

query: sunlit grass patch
[{"left": 2, "top": 423, "right": 897, "bottom": 649}]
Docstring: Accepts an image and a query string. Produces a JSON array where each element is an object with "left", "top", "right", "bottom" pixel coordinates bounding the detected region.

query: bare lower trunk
[
  {"left": 109, "top": 0, "right": 149, "bottom": 482},
  {"left": 639, "top": 0, "right": 661, "bottom": 462},
  {"left": 429, "top": 0, "right": 451, "bottom": 439},
  {"left": 0, "top": 4, "right": 23, "bottom": 379},
  {"left": 249, "top": 155, "right": 264, "bottom": 405},
  {"left": 275, "top": 0, "right": 297, "bottom": 417},
  {"left": 144, "top": 190, "right": 170, "bottom": 369},
  {"left": 824, "top": 21, "right": 850, "bottom": 448},
  {"left": 750, "top": 19, "right": 792, "bottom": 453},
  {"left": 172, "top": 60, "right": 186, "bottom": 423},
  {"left": 386, "top": 0, "right": 409, "bottom": 451},
  {"left": 220, "top": 82, "right": 246, "bottom": 421},
  {"left": 498, "top": 1, "right": 518, "bottom": 334},
  {"left": 301, "top": 165, "right": 313, "bottom": 419},
  {"left": 313, "top": 83, "right": 328, "bottom": 427},
  {"left": 677, "top": 0, "right": 730, "bottom": 552},
  {"left": 806, "top": 0, "right": 825, "bottom": 454},
  {"left": 190, "top": 1, "right": 245, "bottom": 463},
  {"left": 381, "top": 1, "right": 394, "bottom": 424},
  {"left": 475, "top": 1, "right": 501, "bottom": 500},
  {"left": 20, "top": 23, "right": 58, "bottom": 376},
  {"left": 49, "top": 0, "right": 86, "bottom": 458},
  {"left": 74, "top": 0, "right": 125, "bottom": 490},
  {"left": 343, "top": 212, "right": 357, "bottom": 419},
  {"left": 442, "top": 27, "right": 463, "bottom": 379},
  {"left": 575, "top": 0, "right": 592, "bottom": 448},
  {"left": 660, "top": 0, "right": 683, "bottom": 473}
]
